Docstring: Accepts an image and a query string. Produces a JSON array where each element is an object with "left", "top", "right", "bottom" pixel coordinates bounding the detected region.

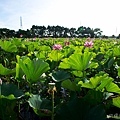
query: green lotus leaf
[
  {"left": 35, "top": 51, "right": 46, "bottom": 59},
  {"left": 117, "top": 67, "right": 120, "bottom": 77},
  {"left": 0, "top": 64, "right": 15, "bottom": 75},
  {"left": 71, "top": 70, "right": 83, "bottom": 77},
  {"left": 55, "top": 98, "right": 106, "bottom": 120},
  {"left": 79, "top": 73, "right": 113, "bottom": 91},
  {"left": 113, "top": 96, "right": 120, "bottom": 108},
  {"left": 40, "top": 45, "right": 51, "bottom": 51},
  {"left": 1, "top": 83, "right": 24, "bottom": 98},
  {"left": 60, "top": 52, "right": 95, "bottom": 71},
  {"left": 59, "top": 58, "right": 70, "bottom": 69},
  {"left": 61, "top": 79, "right": 79, "bottom": 91},
  {"left": 62, "top": 47, "right": 74, "bottom": 57},
  {"left": 113, "top": 47, "right": 120, "bottom": 57},
  {"left": 19, "top": 56, "right": 50, "bottom": 83},
  {"left": 0, "top": 41, "right": 18, "bottom": 52},
  {"left": 0, "top": 97, "right": 17, "bottom": 120},
  {"left": 28, "top": 95, "right": 52, "bottom": 116},
  {"left": 48, "top": 50, "right": 64, "bottom": 61},
  {"left": 52, "top": 70, "right": 70, "bottom": 82},
  {"left": 106, "top": 82, "right": 120, "bottom": 94},
  {"left": 84, "top": 90, "right": 103, "bottom": 105}
]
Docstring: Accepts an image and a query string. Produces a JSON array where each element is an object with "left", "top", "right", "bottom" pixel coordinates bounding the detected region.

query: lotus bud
[{"left": 0, "top": 78, "right": 2, "bottom": 85}]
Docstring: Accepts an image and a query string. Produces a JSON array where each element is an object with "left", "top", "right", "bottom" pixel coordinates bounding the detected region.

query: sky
[{"left": 0, "top": 0, "right": 120, "bottom": 36}]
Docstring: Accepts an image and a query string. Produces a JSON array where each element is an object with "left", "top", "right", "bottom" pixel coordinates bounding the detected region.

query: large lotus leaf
[
  {"left": 79, "top": 81, "right": 95, "bottom": 89},
  {"left": 64, "top": 52, "right": 95, "bottom": 71},
  {"left": 32, "top": 59, "right": 49, "bottom": 79},
  {"left": 74, "top": 46, "right": 84, "bottom": 53},
  {"left": 71, "top": 70, "right": 83, "bottom": 77},
  {"left": 113, "top": 96, "right": 120, "bottom": 108},
  {"left": 28, "top": 95, "right": 52, "bottom": 116},
  {"left": 27, "top": 41, "right": 41, "bottom": 52},
  {"left": 88, "top": 62, "right": 98, "bottom": 69},
  {"left": 95, "top": 53, "right": 104, "bottom": 61},
  {"left": 40, "top": 45, "right": 51, "bottom": 51},
  {"left": 16, "top": 55, "right": 27, "bottom": 80},
  {"left": 62, "top": 47, "right": 74, "bottom": 57},
  {"left": 61, "top": 79, "right": 79, "bottom": 91},
  {"left": 11, "top": 38, "right": 22, "bottom": 47},
  {"left": 48, "top": 50, "right": 64, "bottom": 61},
  {"left": 79, "top": 73, "right": 113, "bottom": 91},
  {"left": 100, "top": 47, "right": 106, "bottom": 53},
  {"left": 79, "top": 75, "right": 102, "bottom": 89},
  {"left": 55, "top": 97, "right": 106, "bottom": 120},
  {"left": 32, "top": 42, "right": 40, "bottom": 50},
  {"left": 35, "top": 51, "right": 46, "bottom": 59},
  {"left": 52, "top": 70, "right": 70, "bottom": 82},
  {"left": 19, "top": 56, "right": 33, "bottom": 80},
  {"left": 103, "top": 57, "right": 115, "bottom": 69},
  {"left": 67, "top": 53, "right": 84, "bottom": 70},
  {"left": 28, "top": 95, "right": 42, "bottom": 109},
  {"left": 107, "top": 57, "right": 115, "bottom": 69},
  {"left": 82, "top": 52, "right": 96, "bottom": 70},
  {"left": 0, "top": 41, "right": 18, "bottom": 52},
  {"left": 113, "top": 47, "right": 120, "bottom": 57},
  {"left": 0, "top": 64, "right": 15, "bottom": 75},
  {"left": 28, "top": 44, "right": 35, "bottom": 52},
  {"left": 84, "top": 90, "right": 103, "bottom": 105},
  {"left": 59, "top": 58, "right": 70, "bottom": 69},
  {"left": 1, "top": 83, "right": 24, "bottom": 98},
  {"left": 0, "top": 98, "right": 17, "bottom": 120},
  {"left": 116, "top": 58, "right": 120, "bottom": 66},
  {"left": 0, "top": 94, "right": 16, "bottom": 100},
  {"left": 117, "top": 67, "right": 120, "bottom": 77},
  {"left": 19, "top": 57, "right": 50, "bottom": 83},
  {"left": 96, "top": 75, "right": 113, "bottom": 91},
  {"left": 106, "top": 82, "right": 120, "bottom": 94}
]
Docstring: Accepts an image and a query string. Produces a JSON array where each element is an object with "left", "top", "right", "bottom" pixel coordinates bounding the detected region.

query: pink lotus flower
[
  {"left": 52, "top": 44, "right": 62, "bottom": 50},
  {"left": 84, "top": 41, "right": 94, "bottom": 48}
]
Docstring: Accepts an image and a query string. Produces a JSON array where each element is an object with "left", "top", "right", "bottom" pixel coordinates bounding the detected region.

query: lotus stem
[
  {"left": 0, "top": 85, "right": 1, "bottom": 96},
  {"left": 52, "top": 88, "right": 54, "bottom": 120},
  {"left": 0, "top": 78, "right": 2, "bottom": 96},
  {"left": 0, "top": 79, "right": 4, "bottom": 120},
  {"left": 17, "top": 82, "right": 20, "bottom": 113},
  {"left": 48, "top": 83, "right": 56, "bottom": 120}
]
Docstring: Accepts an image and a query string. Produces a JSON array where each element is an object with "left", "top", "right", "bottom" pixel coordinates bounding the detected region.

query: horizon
[
  {"left": 0, "top": 0, "right": 120, "bottom": 36},
  {"left": 0, "top": 24, "right": 118, "bottom": 37}
]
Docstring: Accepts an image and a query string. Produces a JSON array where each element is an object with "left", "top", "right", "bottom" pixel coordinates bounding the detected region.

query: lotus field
[{"left": 0, "top": 38, "right": 120, "bottom": 120}]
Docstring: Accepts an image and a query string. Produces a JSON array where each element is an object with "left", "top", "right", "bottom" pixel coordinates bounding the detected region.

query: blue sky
[{"left": 0, "top": 0, "right": 120, "bottom": 36}]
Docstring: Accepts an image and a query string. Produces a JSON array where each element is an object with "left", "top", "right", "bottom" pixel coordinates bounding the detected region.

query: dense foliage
[
  {"left": 0, "top": 38, "right": 120, "bottom": 120},
  {"left": 0, "top": 25, "right": 103, "bottom": 38}
]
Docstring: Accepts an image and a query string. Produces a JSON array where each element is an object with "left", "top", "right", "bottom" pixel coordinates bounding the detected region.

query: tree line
[{"left": 0, "top": 25, "right": 116, "bottom": 38}]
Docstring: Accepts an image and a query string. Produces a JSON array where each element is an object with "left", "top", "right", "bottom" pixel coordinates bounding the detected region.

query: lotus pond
[{"left": 0, "top": 38, "right": 120, "bottom": 120}]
